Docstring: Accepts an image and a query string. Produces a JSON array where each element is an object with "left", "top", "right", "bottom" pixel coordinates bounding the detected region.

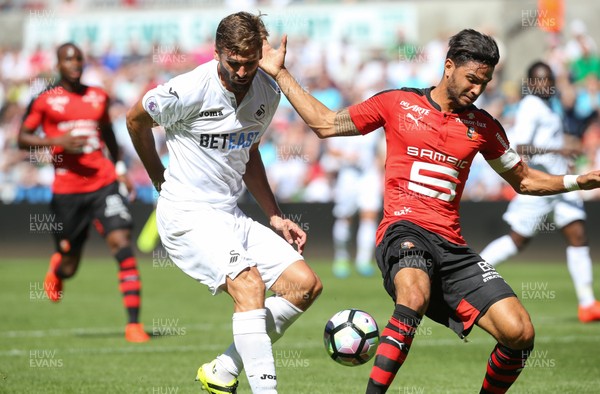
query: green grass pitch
[{"left": 1, "top": 257, "right": 600, "bottom": 393}]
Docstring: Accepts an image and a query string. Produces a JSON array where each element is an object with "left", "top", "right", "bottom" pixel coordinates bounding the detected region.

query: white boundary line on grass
[
  {"left": 1, "top": 327, "right": 600, "bottom": 357},
  {"left": 1, "top": 323, "right": 216, "bottom": 338}
]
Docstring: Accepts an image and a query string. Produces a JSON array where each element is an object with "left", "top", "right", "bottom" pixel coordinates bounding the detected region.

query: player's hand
[
  {"left": 118, "top": 175, "right": 137, "bottom": 202},
  {"left": 259, "top": 35, "right": 288, "bottom": 79},
  {"left": 53, "top": 132, "right": 87, "bottom": 152},
  {"left": 576, "top": 171, "right": 600, "bottom": 190},
  {"left": 270, "top": 215, "right": 307, "bottom": 254}
]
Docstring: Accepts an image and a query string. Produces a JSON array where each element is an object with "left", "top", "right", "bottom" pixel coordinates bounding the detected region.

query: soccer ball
[{"left": 323, "top": 309, "right": 380, "bottom": 366}]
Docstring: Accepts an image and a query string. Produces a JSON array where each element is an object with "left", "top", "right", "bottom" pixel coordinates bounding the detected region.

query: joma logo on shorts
[{"left": 260, "top": 373, "right": 276, "bottom": 380}]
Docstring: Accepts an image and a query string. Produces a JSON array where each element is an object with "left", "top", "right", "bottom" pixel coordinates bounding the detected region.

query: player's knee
[
  {"left": 502, "top": 317, "right": 535, "bottom": 349},
  {"left": 304, "top": 274, "right": 323, "bottom": 305},
  {"left": 106, "top": 230, "right": 132, "bottom": 254},
  {"left": 566, "top": 231, "right": 587, "bottom": 247},
  {"left": 287, "top": 269, "right": 323, "bottom": 309},
  {"left": 400, "top": 292, "right": 429, "bottom": 315},
  {"left": 394, "top": 272, "right": 430, "bottom": 314}
]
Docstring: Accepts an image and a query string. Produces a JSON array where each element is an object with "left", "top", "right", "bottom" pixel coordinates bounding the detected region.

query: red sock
[
  {"left": 115, "top": 247, "right": 141, "bottom": 323},
  {"left": 480, "top": 344, "right": 532, "bottom": 394},
  {"left": 366, "top": 304, "right": 421, "bottom": 394}
]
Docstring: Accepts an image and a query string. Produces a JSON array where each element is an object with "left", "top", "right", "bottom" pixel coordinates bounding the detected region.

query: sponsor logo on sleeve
[{"left": 144, "top": 96, "right": 160, "bottom": 116}]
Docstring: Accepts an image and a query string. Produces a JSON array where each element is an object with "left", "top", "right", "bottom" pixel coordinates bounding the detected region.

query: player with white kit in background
[
  {"left": 480, "top": 61, "right": 600, "bottom": 323},
  {"left": 324, "top": 130, "right": 383, "bottom": 278}
]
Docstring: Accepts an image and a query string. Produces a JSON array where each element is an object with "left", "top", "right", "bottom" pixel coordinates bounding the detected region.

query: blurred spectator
[
  {"left": 565, "top": 19, "right": 600, "bottom": 84},
  {"left": 100, "top": 43, "right": 123, "bottom": 73},
  {"left": 29, "top": 44, "right": 53, "bottom": 77},
  {"left": 574, "top": 74, "right": 600, "bottom": 131},
  {"left": 310, "top": 66, "right": 344, "bottom": 112},
  {"left": 575, "top": 74, "right": 600, "bottom": 123},
  {"left": 570, "top": 38, "right": 600, "bottom": 84},
  {"left": 565, "top": 19, "right": 598, "bottom": 63},
  {"left": 544, "top": 32, "right": 569, "bottom": 78}
]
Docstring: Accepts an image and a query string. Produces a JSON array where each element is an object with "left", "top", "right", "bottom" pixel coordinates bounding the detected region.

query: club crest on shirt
[
  {"left": 254, "top": 104, "right": 266, "bottom": 120},
  {"left": 400, "top": 241, "right": 415, "bottom": 249},
  {"left": 466, "top": 126, "right": 479, "bottom": 140}
]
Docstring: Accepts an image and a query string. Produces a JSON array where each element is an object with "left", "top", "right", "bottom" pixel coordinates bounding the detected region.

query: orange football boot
[
  {"left": 125, "top": 323, "right": 150, "bottom": 342},
  {"left": 44, "top": 253, "right": 63, "bottom": 302},
  {"left": 579, "top": 301, "right": 600, "bottom": 323}
]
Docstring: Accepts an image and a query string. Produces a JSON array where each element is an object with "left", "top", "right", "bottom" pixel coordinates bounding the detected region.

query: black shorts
[
  {"left": 376, "top": 220, "right": 515, "bottom": 338},
  {"left": 50, "top": 182, "right": 133, "bottom": 255}
]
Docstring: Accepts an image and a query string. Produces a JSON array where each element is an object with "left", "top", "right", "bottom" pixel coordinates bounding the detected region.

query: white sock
[
  {"left": 566, "top": 246, "right": 596, "bottom": 307},
  {"left": 231, "top": 309, "right": 277, "bottom": 393},
  {"left": 333, "top": 218, "right": 350, "bottom": 262},
  {"left": 480, "top": 235, "right": 518, "bottom": 266},
  {"left": 356, "top": 218, "right": 376, "bottom": 266},
  {"left": 217, "top": 297, "right": 303, "bottom": 379}
]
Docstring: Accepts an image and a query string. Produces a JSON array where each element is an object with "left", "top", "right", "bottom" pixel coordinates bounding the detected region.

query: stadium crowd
[{"left": 1, "top": 17, "right": 599, "bottom": 204}]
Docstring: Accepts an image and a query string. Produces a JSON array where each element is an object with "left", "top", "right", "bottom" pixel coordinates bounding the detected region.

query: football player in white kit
[
  {"left": 126, "top": 12, "right": 322, "bottom": 394},
  {"left": 325, "top": 131, "right": 383, "bottom": 278},
  {"left": 480, "top": 61, "right": 600, "bottom": 323}
]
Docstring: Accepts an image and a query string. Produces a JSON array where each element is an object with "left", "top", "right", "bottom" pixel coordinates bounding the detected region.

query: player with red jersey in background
[
  {"left": 18, "top": 42, "right": 149, "bottom": 343},
  {"left": 260, "top": 29, "right": 600, "bottom": 393}
]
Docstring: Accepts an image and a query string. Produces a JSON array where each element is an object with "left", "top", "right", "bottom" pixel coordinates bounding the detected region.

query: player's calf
[
  {"left": 477, "top": 297, "right": 535, "bottom": 393},
  {"left": 480, "top": 343, "right": 534, "bottom": 394},
  {"left": 366, "top": 304, "right": 421, "bottom": 394}
]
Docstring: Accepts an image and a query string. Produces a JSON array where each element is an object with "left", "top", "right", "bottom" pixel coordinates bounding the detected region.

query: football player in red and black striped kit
[
  {"left": 18, "top": 43, "right": 149, "bottom": 343},
  {"left": 260, "top": 29, "right": 600, "bottom": 393}
]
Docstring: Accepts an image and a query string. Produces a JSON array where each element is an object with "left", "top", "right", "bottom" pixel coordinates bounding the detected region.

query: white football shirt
[
  {"left": 142, "top": 60, "right": 280, "bottom": 210},
  {"left": 509, "top": 95, "right": 568, "bottom": 175}
]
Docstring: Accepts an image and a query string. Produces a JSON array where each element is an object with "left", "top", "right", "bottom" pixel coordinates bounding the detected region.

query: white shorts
[
  {"left": 156, "top": 198, "right": 303, "bottom": 295},
  {"left": 333, "top": 167, "right": 382, "bottom": 218},
  {"left": 502, "top": 191, "right": 586, "bottom": 238}
]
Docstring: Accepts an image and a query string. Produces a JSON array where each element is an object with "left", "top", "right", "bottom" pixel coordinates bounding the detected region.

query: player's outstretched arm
[
  {"left": 260, "top": 36, "right": 360, "bottom": 139},
  {"left": 126, "top": 100, "right": 165, "bottom": 191},
  {"left": 501, "top": 161, "right": 600, "bottom": 195}
]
